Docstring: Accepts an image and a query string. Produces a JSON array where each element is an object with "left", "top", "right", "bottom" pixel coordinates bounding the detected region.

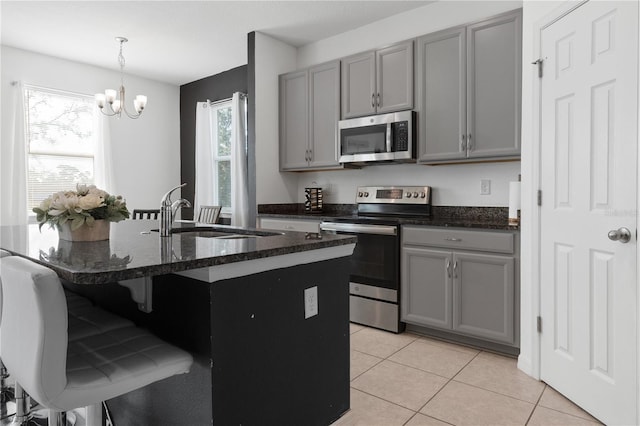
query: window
[
  {"left": 24, "top": 87, "right": 96, "bottom": 211},
  {"left": 210, "top": 101, "right": 232, "bottom": 212}
]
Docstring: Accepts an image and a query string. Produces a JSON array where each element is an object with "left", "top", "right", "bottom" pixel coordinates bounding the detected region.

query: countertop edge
[{"left": 257, "top": 213, "right": 520, "bottom": 231}]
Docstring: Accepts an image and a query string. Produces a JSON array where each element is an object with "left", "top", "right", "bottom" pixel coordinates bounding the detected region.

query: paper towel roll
[{"left": 508, "top": 181, "right": 521, "bottom": 226}]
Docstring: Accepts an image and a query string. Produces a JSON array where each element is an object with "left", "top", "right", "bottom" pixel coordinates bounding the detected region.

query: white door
[{"left": 539, "top": 1, "right": 638, "bottom": 424}]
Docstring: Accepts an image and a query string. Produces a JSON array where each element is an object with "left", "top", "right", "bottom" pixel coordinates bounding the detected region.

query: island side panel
[{"left": 210, "top": 256, "right": 351, "bottom": 426}]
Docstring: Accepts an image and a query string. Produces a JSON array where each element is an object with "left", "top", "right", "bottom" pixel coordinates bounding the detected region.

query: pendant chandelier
[{"left": 95, "top": 37, "right": 147, "bottom": 119}]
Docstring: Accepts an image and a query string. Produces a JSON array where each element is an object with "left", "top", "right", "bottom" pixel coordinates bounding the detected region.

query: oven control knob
[
  {"left": 405, "top": 192, "right": 411, "bottom": 198},
  {"left": 364, "top": 192, "right": 369, "bottom": 197},
  {"left": 420, "top": 192, "right": 426, "bottom": 198},
  {"left": 413, "top": 192, "right": 419, "bottom": 198},
  {"left": 358, "top": 192, "right": 363, "bottom": 197}
]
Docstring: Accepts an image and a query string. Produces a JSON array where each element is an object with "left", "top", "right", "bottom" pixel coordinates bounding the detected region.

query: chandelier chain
[{"left": 118, "top": 41, "right": 126, "bottom": 72}]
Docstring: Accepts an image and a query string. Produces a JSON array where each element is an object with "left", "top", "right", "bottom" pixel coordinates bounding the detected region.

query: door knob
[{"left": 608, "top": 227, "right": 631, "bottom": 243}]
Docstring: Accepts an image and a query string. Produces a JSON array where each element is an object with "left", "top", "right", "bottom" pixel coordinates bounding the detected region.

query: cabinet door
[
  {"left": 416, "top": 27, "right": 467, "bottom": 162},
  {"left": 466, "top": 10, "right": 522, "bottom": 158},
  {"left": 452, "top": 252, "right": 515, "bottom": 344},
  {"left": 308, "top": 61, "right": 341, "bottom": 169},
  {"left": 376, "top": 41, "right": 414, "bottom": 114},
  {"left": 279, "top": 70, "right": 309, "bottom": 170},
  {"left": 341, "top": 51, "right": 376, "bottom": 118},
  {"left": 401, "top": 247, "right": 453, "bottom": 330}
]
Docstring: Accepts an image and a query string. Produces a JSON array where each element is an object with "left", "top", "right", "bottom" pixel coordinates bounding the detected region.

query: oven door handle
[{"left": 320, "top": 222, "right": 397, "bottom": 236}]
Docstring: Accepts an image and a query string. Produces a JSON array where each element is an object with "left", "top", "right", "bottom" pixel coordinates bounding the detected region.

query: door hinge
[
  {"left": 537, "top": 190, "right": 542, "bottom": 206},
  {"left": 532, "top": 59, "right": 544, "bottom": 78},
  {"left": 537, "top": 316, "right": 542, "bottom": 333}
]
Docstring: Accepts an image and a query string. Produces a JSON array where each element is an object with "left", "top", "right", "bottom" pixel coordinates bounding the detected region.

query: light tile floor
[{"left": 332, "top": 324, "right": 603, "bottom": 426}]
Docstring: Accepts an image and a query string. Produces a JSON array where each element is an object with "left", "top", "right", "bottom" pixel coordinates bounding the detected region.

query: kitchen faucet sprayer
[{"left": 159, "top": 183, "right": 192, "bottom": 237}]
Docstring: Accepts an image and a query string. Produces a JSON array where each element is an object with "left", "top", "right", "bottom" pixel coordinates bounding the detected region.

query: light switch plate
[
  {"left": 304, "top": 286, "right": 318, "bottom": 319},
  {"left": 480, "top": 179, "right": 491, "bottom": 195}
]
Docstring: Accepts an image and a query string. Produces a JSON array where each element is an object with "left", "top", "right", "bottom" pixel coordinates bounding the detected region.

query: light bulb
[
  {"left": 95, "top": 93, "right": 106, "bottom": 108},
  {"left": 105, "top": 89, "right": 117, "bottom": 104}
]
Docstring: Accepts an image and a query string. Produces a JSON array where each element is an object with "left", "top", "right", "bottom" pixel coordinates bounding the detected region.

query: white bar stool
[{"left": 0, "top": 256, "right": 194, "bottom": 426}]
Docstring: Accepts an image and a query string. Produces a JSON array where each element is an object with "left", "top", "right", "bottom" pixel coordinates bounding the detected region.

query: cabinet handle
[
  {"left": 446, "top": 259, "right": 451, "bottom": 278},
  {"left": 453, "top": 261, "right": 458, "bottom": 278},
  {"left": 460, "top": 135, "right": 466, "bottom": 152},
  {"left": 308, "top": 148, "right": 313, "bottom": 161},
  {"left": 467, "top": 134, "right": 473, "bottom": 151},
  {"left": 377, "top": 93, "right": 381, "bottom": 107},
  {"left": 444, "top": 237, "right": 462, "bottom": 242},
  {"left": 371, "top": 93, "right": 375, "bottom": 108}
]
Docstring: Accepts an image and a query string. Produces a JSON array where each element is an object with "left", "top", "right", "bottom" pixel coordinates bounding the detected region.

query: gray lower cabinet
[
  {"left": 416, "top": 9, "right": 522, "bottom": 163},
  {"left": 341, "top": 40, "right": 413, "bottom": 119},
  {"left": 401, "top": 226, "right": 517, "bottom": 346},
  {"left": 279, "top": 60, "right": 342, "bottom": 171}
]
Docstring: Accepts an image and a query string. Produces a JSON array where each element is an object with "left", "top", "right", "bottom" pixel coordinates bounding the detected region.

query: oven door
[
  {"left": 319, "top": 222, "right": 398, "bottom": 295},
  {"left": 320, "top": 221, "right": 402, "bottom": 332}
]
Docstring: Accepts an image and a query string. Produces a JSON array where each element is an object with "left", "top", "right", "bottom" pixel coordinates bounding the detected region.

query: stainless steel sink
[{"left": 150, "top": 226, "right": 283, "bottom": 239}]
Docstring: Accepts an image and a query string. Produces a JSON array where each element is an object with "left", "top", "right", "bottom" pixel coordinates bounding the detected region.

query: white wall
[
  {"left": 254, "top": 33, "right": 298, "bottom": 204},
  {"left": 255, "top": 0, "right": 524, "bottom": 207},
  {"left": 297, "top": 1, "right": 522, "bottom": 68},
  {"left": 0, "top": 46, "right": 180, "bottom": 224}
]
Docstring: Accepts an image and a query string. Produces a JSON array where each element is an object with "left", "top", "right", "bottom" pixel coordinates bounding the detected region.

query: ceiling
[{"left": 1, "top": 1, "right": 432, "bottom": 86}]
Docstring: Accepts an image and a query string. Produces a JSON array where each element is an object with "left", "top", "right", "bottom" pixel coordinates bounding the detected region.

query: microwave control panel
[{"left": 392, "top": 121, "right": 409, "bottom": 151}]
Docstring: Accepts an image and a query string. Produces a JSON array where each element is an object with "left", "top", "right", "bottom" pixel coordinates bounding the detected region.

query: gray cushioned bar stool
[{"left": 0, "top": 256, "right": 194, "bottom": 426}]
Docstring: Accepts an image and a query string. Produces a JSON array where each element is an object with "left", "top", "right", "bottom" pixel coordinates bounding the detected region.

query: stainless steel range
[{"left": 320, "top": 186, "right": 432, "bottom": 333}]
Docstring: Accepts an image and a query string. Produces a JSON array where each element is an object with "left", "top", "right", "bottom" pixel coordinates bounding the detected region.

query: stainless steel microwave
[{"left": 339, "top": 110, "right": 416, "bottom": 165}]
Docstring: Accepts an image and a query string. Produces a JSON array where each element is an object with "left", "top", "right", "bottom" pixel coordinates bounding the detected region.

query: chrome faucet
[{"left": 159, "top": 183, "right": 192, "bottom": 237}]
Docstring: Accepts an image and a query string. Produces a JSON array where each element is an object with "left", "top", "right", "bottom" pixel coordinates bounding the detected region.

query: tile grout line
[
  {"left": 384, "top": 357, "right": 462, "bottom": 382},
  {"left": 349, "top": 350, "right": 384, "bottom": 382},
  {"left": 347, "top": 334, "right": 445, "bottom": 418},
  {"left": 412, "top": 348, "right": 483, "bottom": 422},
  {"left": 349, "top": 387, "right": 418, "bottom": 417},
  {"left": 524, "top": 384, "right": 547, "bottom": 425}
]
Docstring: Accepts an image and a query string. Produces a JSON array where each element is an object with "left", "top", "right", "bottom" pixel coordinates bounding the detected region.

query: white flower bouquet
[{"left": 33, "top": 184, "right": 130, "bottom": 231}]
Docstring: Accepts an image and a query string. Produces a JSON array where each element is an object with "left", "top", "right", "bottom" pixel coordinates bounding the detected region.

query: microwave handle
[{"left": 386, "top": 122, "right": 392, "bottom": 153}]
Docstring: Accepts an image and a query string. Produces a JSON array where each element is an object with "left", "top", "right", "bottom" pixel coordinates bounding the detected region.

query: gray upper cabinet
[
  {"left": 416, "top": 27, "right": 467, "bottom": 162},
  {"left": 417, "top": 10, "right": 522, "bottom": 163},
  {"left": 279, "top": 70, "right": 309, "bottom": 170},
  {"left": 467, "top": 11, "right": 522, "bottom": 158},
  {"left": 280, "top": 61, "right": 342, "bottom": 171},
  {"left": 308, "top": 61, "right": 342, "bottom": 169},
  {"left": 342, "top": 41, "right": 413, "bottom": 119},
  {"left": 341, "top": 51, "right": 376, "bottom": 118}
]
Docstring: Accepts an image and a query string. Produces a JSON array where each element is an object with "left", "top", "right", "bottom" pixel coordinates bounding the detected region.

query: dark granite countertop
[
  {"left": 0, "top": 220, "right": 356, "bottom": 284},
  {"left": 258, "top": 204, "right": 519, "bottom": 231}
]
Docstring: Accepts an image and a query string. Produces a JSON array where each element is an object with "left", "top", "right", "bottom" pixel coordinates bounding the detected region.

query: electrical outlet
[
  {"left": 304, "top": 286, "right": 318, "bottom": 319},
  {"left": 480, "top": 179, "right": 491, "bottom": 195}
]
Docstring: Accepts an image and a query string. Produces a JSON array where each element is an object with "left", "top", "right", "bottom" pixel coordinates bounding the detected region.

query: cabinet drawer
[
  {"left": 258, "top": 217, "right": 320, "bottom": 233},
  {"left": 402, "top": 226, "right": 514, "bottom": 254}
]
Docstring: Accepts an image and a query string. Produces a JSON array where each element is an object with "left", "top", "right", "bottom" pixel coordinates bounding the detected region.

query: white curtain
[
  {"left": 0, "top": 82, "right": 28, "bottom": 226},
  {"left": 194, "top": 101, "right": 215, "bottom": 218},
  {"left": 93, "top": 111, "right": 114, "bottom": 192},
  {"left": 230, "top": 92, "right": 249, "bottom": 227}
]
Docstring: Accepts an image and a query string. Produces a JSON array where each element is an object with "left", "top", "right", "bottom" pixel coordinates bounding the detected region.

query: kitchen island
[{"left": 0, "top": 220, "right": 356, "bottom": 425}]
